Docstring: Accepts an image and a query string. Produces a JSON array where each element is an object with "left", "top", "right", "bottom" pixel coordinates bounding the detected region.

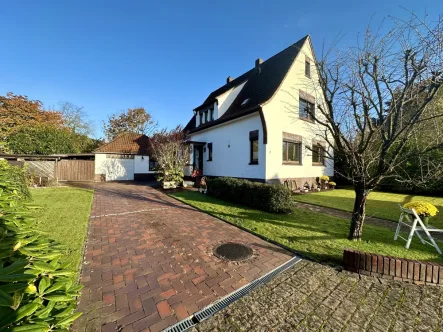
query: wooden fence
[{"left": 56, "top": 160, "right": 95, "bottom": 181}]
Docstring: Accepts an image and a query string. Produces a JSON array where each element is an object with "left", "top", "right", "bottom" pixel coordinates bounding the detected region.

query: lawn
[
  {"left": 170, "top": 191, "right": 443, "bottom": 265},
  {"left": 31, "top": 187, "right": 94, "bottom": 276},
  {"left": 293, "top": 189, "right": 443, "bottom": 228}
]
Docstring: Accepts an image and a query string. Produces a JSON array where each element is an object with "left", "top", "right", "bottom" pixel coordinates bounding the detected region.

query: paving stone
[{"left": 71, "top": 183, "right": 292, "bottom": 331}]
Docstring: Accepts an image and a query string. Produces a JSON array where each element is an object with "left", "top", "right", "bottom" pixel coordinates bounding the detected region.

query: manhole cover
[{"left": 213, "top": 242, "right": 253, "bottom": 261}]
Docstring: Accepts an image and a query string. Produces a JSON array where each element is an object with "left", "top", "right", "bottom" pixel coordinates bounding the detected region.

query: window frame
[
  {"left": 204, "top": 110, "right": 208, "bottom": 123},
  {"left": 207, "top": 143, "right": 213, "bottom": 161},
  {"left": 199, "top": 112, "right": 203, "bottom": 126},
  {"left": 312, "top": 144, "right": 326, "bottom": 166},
  {"left": 299, "top": 98, "right": 315, "bottom": 122},
  {"left": 305, "top": 57, "right": 311, "bottom": 78},
  {"left": 282, "top": 140, "right": 302, "bottom": 165},
  {"left": 210, "top": 108, "right": 214, "bottom": 121},
  {"left": 249, "top": 130, "right": 259, "bottom": 165}
]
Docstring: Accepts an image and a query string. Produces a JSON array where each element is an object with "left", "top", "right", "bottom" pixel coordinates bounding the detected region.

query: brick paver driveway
[{"left": 73, "top": 183, "right": 292, "bottom": 332}]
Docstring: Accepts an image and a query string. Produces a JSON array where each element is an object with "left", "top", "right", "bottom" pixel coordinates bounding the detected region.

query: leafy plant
[
  {"left": 320, "top": 175, "right": 330, "bottom": 181},
  {"left": 404, "top": 201, "right": 439, "bottom": 217},
  {"left": 0, "top": 163, "right": 82, "bottom": 330},
  {"left": 329, "top": 181, "right": 336, "bottom": 186},
  {"left": 206, "top": 177, "right": 292, "bottom": 213}
]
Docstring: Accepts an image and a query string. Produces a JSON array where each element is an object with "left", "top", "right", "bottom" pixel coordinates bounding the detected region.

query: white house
[
  {"left": 94, "top": 133, "right": 157, "bottom": 181},
  {"left": 184, "top": 35, "right": 334, "bottom": 187}
]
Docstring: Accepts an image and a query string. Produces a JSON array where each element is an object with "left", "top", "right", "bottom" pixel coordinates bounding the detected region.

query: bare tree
[
  {"left": 58, "top": 101, "right": 94, "bottom": 136},
  {"left": 306, "top": 13, "right": 443, "bottom": 240},
  {"left": 149, "top": 126, "right": 188, "bottom": 185}
]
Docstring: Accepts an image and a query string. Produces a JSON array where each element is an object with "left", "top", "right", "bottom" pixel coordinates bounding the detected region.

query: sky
[{"left": 1, "top": 0, "right": 442, "bottom": 138}]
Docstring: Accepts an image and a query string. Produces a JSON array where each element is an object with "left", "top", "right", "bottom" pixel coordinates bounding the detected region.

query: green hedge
[
  {"left": 0, "top": 163, "right": 82, "bottom": 330},
  {"left": 206, "top": 177, "right": 293, "bottom": 213}
]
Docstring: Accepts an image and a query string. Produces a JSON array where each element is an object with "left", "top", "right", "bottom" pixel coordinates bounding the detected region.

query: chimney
[
  {"left": 255, "top": 58, "right": 263, "bottom": 69},
  {"left": 227, "top": 76, "right": 233, "bottom": 84}
]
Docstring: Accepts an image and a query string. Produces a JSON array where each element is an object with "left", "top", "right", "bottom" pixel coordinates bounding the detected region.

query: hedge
[
  {"left": 206, "top": 177, "right": 293, "bottom": 213},
  {"left": 0, "top": 162, "right": 82, "bottom": 330}
]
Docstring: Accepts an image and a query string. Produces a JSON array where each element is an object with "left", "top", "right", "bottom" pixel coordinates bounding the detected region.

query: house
[
  {"left": 94, "top": 133, "right": 157, "bottom": 181},
  {"left": 184, "top": 35, "right": 334, "bottom": 187}
]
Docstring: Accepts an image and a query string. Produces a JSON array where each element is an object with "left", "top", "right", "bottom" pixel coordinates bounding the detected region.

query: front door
[{"left": 193, "top": 145, "right": 204, "bottom": 173}]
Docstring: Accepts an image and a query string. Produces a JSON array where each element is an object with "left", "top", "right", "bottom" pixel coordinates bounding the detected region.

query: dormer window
[
  {"left": 241, "top": 98, "right": 250, "bottom": 106},
  {"left": 199, "top": 112, "right": 203, "bottom": 126},
  {"left": 210, "top": 108, "right": 214, "bottom": 121},
  {"left": 204, "top": 111, "right": 208, "bottom": 123}
]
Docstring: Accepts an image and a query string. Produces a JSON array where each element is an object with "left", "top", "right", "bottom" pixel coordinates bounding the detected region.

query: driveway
[{"left": 73, "top": 183, "right": 292, "bottom": 332}]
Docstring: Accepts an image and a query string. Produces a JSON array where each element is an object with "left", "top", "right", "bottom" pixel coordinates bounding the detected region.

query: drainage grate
[
  {"left": 213, "top": 242, "right": 253, "bottom": 261},
  {"left": 162, "top": 256, "right": 301, "bottom": 332}
]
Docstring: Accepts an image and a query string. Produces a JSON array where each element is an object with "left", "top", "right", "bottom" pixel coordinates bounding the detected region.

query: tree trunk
[{"left": 348, "top": 184, "right": 370, "bottom": 241}]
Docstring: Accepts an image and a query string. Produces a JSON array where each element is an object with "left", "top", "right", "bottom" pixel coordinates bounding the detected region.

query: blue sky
[{"left": 1, "top": 0, "right": 442, "bottom": 138}]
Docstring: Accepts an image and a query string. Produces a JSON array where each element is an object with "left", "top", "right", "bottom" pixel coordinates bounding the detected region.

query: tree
[
  {"left": 58, "top": 101, "right": 94, "bottom": 136},
  {"left": 103, "top": 107, "right": 157, "bottom": 141},
  {"left": 8, "top": 124, "right": 76, "bottom": 154},
  {"left": 305, "top": 13, "right": 443, "bottom": 240},
  {"left": 149, "top": 126, "right": 188, "bottom": 185},
  {"left": 0, "top": 93, "right": 63, "bottom": 151}
]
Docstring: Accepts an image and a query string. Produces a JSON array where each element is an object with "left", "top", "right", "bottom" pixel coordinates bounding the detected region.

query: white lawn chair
[{"left": 394, "top": 205, "right": 443, "bottom": 255}]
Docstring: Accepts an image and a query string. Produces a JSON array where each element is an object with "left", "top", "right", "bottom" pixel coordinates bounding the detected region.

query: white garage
[{"left": 94, "top": 133, "right": 157, "bottom": 182}]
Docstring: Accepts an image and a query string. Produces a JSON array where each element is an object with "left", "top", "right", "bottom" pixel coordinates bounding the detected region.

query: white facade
[
  {"left": 189, "top": 114, "right": 265, "bottom": 180},
  {"left": 94, "top": 153, "right": 154, "bottom": 181},
  {"left": 187, "top": 36, "right": 334, "bottom": 184}
]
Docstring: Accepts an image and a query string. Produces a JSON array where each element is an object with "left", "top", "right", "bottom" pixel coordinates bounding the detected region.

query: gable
[{"left": 186, "top": 36, "right": 309, "bottom": 134}]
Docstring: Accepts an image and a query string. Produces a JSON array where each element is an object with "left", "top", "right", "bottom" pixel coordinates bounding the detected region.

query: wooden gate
[{"left": 56, "top": 160, "right": 95, "bottom": 181}]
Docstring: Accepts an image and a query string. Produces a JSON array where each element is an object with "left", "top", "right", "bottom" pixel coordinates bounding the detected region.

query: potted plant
[
  {"left": 319, "top": 175, "right": 329, "bottom": 189},
  {"left": 403, "top": 201, "right": 439, "bottom": 226},
  {"left": 328, "top": 181, "right": 336, "bottom": 189}
]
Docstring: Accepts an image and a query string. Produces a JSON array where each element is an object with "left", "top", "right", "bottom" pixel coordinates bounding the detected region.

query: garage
[{"left": 94, "top": 133, "right": 157, "bottom": 181}]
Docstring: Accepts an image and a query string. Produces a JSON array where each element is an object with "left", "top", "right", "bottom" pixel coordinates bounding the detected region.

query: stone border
[{"left": 343, "top": 249, "right": 443, "bottom": 285}]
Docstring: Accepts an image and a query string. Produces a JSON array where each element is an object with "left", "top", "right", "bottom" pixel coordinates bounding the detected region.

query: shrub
[
  {"left": 320, "top": 175, "right": 330, "bottom": 181},
  {"left": 0, "top": 160, "right": 30, "bottom": 200},
  {"left": 329, "top": 181, "right": 336, "bottom": 186},
  {"left": 0, "top": 163, "right": 82, "bottom": 330},
  {"left": 206, "top": 177, "right": 292, "bottom": 213}
]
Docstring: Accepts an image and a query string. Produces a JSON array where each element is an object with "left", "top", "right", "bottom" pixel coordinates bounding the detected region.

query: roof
[
  {"left": 94, "top": 133, "right": 151, "bottom": 155},
  {"left": 185, "top": 35, "right": 309, "bottom": 133}
]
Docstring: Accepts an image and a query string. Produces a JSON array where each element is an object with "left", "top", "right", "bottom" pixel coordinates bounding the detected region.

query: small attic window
[{"left": 241, "top": 98, "right": 250, "bottom": 106}]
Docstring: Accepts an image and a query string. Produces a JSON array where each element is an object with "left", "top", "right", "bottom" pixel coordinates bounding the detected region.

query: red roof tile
[{"left": 94, "top": 133, "right": 151, "bottom": 155}]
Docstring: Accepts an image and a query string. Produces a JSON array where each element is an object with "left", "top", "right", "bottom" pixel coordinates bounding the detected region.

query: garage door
[{"left": 105, "top": 158, "right": 134, "bottom": 181}]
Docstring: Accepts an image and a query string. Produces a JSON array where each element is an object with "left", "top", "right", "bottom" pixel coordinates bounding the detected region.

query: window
[
  {"left": 149, "top": 160, "right": 158, "bottom": 171},
  {"left": 207, "top": 143, "right": 213, "bottom": 161},
  {"left": 241, "top": 98, "right": 250, "bottom": 106},
  {"left": 204, "top": 111, "right": 208, "bottom": 123},
  {"left": 106, "top": 154, "right": 134, "bottom": 159},
  {"left": 282, "top": 141, "right": 301, "bottom": 163},
  {"left": 210, "top": 108, "right": 214, "bottom": 121},
  {"left": 312, "top": 144, "right": 325, "bottom": 165},
  {"left": 305, "top": 58, "right": 311, "bottom": 78},
  {"left": 299, "top": 98, "right": 315, "bottom": 121},
  {"left": 199, "top": 112, "right": 203, "bottom": 126},
  {"left": 249, "top": 130, "right": 259, "bottom": 164}
]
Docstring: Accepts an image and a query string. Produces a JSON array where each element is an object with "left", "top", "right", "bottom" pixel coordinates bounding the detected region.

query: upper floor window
[
  {"left": 299, "top": 98, "right": 315, "bottom": 121},
  {"left": 249, "top": 130, "right": 259, "bottom": 164},
  {"left": 199, "top": 112, "right": 203, "bottom": 126},
  {"left": 204, "top": 111, "right": 208, "bottom": 123},
  {"left": 312, "top": 143, "right": 325, "bottom": 165},
  {"left": 207, "top": 143, "right": 213, "bottom": 161},
  {"left": 210, "top": 108, "right": 214, "bottom": 121},
  {"left": 305, "top": 57, "right": 311, "bottom": 78}
]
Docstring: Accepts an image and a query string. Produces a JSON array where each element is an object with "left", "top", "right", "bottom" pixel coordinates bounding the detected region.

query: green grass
[
  {"left": 170, "top": 191, "right": 443, "bottom": 265},
  {"left": 31, "top": 187, "right": 94, "bottom": 275},
  {"left": 293, "top": 189, "right": 443, "bottom": 228}
]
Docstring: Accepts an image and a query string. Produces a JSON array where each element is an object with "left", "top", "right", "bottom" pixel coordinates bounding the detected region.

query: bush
[
  {"left": 206, "top": 177, "right": 293, "bottom": 213},
  {"left": 0, "top": 163, "right": 82, "bottom": 330},
  {"left": 0, "top": 160, "right": 30, "bottom": 200}
]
